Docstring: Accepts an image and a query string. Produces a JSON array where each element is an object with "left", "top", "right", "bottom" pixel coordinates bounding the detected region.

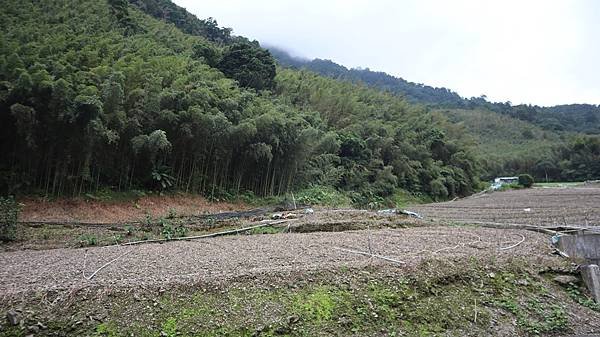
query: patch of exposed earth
[
  {"left": 412, "top": 187, "right": 600, "bottom": 227},
  {"left": 3, "top": 188, "right": 600, "bottom": 336},
  {"left": 0, "top": 226, "right": 552, "bottom": 297},
  {"left": 18, "top": 193, "right": 247, "bottom": 224}
]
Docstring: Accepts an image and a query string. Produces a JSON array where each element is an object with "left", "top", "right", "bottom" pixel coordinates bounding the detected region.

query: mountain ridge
[{"left": 267, "top": 46, "right": 600, "bottom": 135}]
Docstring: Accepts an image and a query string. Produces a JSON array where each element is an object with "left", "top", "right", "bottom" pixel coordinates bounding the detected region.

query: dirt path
[
  {"left": 0, "top": 226, "right": 551, "bottom": 297},
  {"left": 412, "top": 187, "right": 600, "bottom": 227}
]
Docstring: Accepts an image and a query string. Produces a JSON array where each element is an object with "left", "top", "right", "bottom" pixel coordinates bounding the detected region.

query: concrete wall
[{"left": 557, "top": 230, "right": 600, "bottom": 265}]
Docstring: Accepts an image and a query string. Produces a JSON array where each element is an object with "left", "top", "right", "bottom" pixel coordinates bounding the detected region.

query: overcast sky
[{"left": 174, "top": 0, "right": 600, "bottom": 106}]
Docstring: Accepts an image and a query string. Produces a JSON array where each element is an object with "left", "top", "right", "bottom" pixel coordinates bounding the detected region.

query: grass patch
[
  {"left": 565, "top": 284, "right": 600, "bottom": 312},
  {"left": 292, "top": 286, "right": 339, "bottom": 323},
  {"left": 295, "top": 186, "right": 352, "bottom": 208},
  {"left": 496, "top": 182, "right": 525, "bottom": 192},
  {"left": 95, "top": 322, "right": 120, "bottom": 337},
  {"left": 248, "top": 225, "right": 284, "bottom": 235},
  {"left": 389, "top": 189, "right": 431, "bottom": 208},
  {"left": 78, "top": 233, "right": 98, "bottom": 247}
]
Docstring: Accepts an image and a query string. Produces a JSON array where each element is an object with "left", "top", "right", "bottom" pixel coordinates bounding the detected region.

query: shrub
[
  {"left": 518, "top": 174, "right": 534, "bottom": 188},
  {"left": 498, "top": 182, "right": 523, "bottom": 191},
  {"left": 0, "top": 196, "right": 20, "bottom": 242},
  {"left": 124, "top": 224, "right": 135, "bottom": 236},
  {"left": 78, "top": 234, "right": 98, "bottom": 246},
  {"left": 430, "top": 178, "right": 449, "bottom": 201},
  {"left": 160, "top": 218, "right": 188, "bottom": 240},
  {"left": 349, "top": 190, "right": 385, "bottom": 209},
  {"left": 295, "top": 185, "right": 351, "bottom": 207}
]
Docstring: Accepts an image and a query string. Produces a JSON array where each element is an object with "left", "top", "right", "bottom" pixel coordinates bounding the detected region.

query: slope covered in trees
[
  {"left": 269, "top": 47, "right": 466, "bottom": 108},
  {"left": 0, "top": 0, "right": 485, "bottom": 203},
  {"left": 265, "top": 48, "right": 600, "bottom": 182},
  {"left": 440, "top": 109, "right": 562, "bottom": 180},
  {"left": 126, "top": 0, "right": 599, "bottom": 183},
  {"left": 269, "top": 47, "right": 600, "bottom": 136},
  {"left": 127, "top": 0, "right": 233, "bottom": 43}
]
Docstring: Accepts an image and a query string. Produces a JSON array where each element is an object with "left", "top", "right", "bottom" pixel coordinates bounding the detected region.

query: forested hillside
[
  {"left": 0, "top": 0, "right": 486, "bottom": 203},
  {"left": 270, "top": 47, "right": 600, "bottom": 136},
  {"left": 124, "top": 0, "right": 600, "bottom": 183},
  {"left": 267, "top": 48, "right": 600, "bottom": 182},
  {"left": 269, "top": 47, "right": 466, "bottom": 108},
  {"left": 441, "top": 109, "right": 562, "bottom": 179}
]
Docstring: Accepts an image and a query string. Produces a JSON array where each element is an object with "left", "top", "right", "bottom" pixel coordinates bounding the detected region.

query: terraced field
[
  {"left": 412, "top": 187, "right": 600, "bottom": 227},
  {"left": 2, "top": 188, "right": 600, "bottom": 336}
]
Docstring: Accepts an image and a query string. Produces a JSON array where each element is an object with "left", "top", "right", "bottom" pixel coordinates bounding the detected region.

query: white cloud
[{"left": 174, "top": 0, "right": 600, "bottom": 106}]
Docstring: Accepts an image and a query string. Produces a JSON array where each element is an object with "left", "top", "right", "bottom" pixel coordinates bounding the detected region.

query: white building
[{"left": 491, "top": 176, "right": 519, "bottom": 190}]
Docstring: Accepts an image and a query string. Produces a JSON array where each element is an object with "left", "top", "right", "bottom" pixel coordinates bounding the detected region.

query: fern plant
[{"left": 151, "top": 166, "right": 175, "bottom": 191}]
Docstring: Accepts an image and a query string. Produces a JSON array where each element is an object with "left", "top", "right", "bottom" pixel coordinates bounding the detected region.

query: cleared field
[
  {"left": 412, "top": 187, "right": 600, "bottom": 227},
  {"left": 3, "top": 189, "right": 600, "bottom": 336},
  {"left": 0, "top": 226, "right": 547, "bottom": 296}
]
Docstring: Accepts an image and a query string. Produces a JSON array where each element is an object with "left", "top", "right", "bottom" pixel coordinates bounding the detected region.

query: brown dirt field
[
  {"left": 3, "top": 190, "right": 600, "bottom": 336},
  {"left": 2, "top": 209, "right": 421, "bottom": 252},
  {"left": 411, "top": 187, "right": 600, "bottom": 227},
  {"left": 0, "top": 226, "right": 551, "bottom": 297},
  {"left": 18, "top": 194, "right": 248, "bottom": 223}
]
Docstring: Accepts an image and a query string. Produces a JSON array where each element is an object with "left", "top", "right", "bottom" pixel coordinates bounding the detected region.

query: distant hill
[
  {"left": 268, "top": 47, "right": 600, "bottom": 135},
  {"left": 268, "top": 46, "right": 467, "bottom": 108}
]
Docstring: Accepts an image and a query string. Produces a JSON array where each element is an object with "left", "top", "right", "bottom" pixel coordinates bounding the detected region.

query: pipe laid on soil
[{"left": 118, "top": 219, "right": 298, "bottom": 246}]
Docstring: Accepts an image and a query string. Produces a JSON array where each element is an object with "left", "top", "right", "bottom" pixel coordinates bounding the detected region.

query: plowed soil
[
  {"left": 412, "top": 187, "right": 600, "bottom": 227},
  {"left": 3, "top": 188, "right": 600, "bottom": 336},
  {"left": 0, "top": 226, "right": 549, "bottom": 297}
]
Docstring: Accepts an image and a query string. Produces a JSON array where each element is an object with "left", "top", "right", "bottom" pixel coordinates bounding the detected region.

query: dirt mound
[{"left": 18, "top": 194, "right": 247, "bottom": 223}]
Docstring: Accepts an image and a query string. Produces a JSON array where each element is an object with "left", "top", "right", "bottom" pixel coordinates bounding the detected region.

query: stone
[
  {"left": 287, "top": 315, "right": 300, "bottom": 325},
  {"left": 553, "top": 275, "right": 579, "bottom": 285},
  {"left": 581, "top": 264, "right": 600, "bottom": 303},
  {"left": 337, "top": 316, "right": 352, "bottom": 326},
  {"left": 274, "top": 326, "right": 290, "bottom": 335},
  {"left": 252, "top": 326, "right": 265, "bottom": 337},
  {"left": 6, "top": 310, "right": 20, "bottom": 326}
]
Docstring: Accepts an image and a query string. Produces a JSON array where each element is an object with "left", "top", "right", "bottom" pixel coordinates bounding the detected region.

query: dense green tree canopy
[
  {"left": 0, "top": 0, "right": 493, "bottom": 203},
  {"left": 217, "top": 43, "right": 276, "bottom": 91},
  {"left": 270, "top": 47, "right": 600, "bottom": 135}
]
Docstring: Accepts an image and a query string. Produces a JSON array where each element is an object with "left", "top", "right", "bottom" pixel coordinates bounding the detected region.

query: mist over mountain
[
  {"left": 266, "top": 45, "right": 467, "bottom": 108},
  {"left": 267, "top": 46, "right": 600, "bottom": 135}
]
